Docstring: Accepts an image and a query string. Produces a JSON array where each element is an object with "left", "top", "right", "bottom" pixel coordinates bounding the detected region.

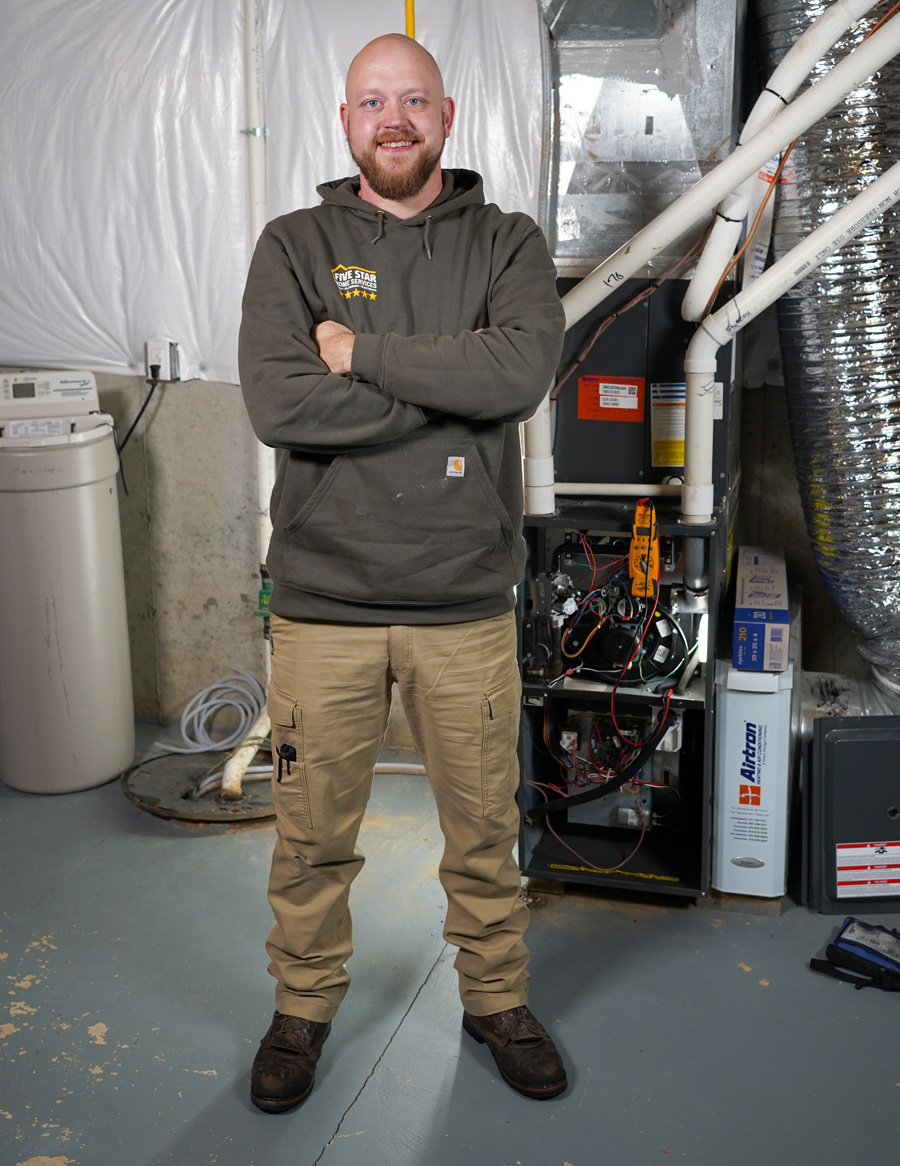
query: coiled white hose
[{"left": 165, "top": 670, "right": 267, "bottom": 753}]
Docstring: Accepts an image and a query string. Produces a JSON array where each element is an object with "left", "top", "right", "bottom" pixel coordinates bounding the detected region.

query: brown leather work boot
[
  {"left": 462, "top": 1005, "right": 567, "bottom": 1100},
  {"left": 250, "top": 1011, "right": 332, "bottom": 1113}
]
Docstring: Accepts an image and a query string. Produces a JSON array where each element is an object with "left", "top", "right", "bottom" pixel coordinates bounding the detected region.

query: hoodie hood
[{"left": 315, "top": 169, "right": 485, "bottom": 259}]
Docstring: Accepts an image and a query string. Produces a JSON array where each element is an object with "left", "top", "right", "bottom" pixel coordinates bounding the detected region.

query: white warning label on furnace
[
  {"left": 835, "top": 841, "right": 900, "bottom": 898},
  {"left": 598, "top": 383, "right": 638, "bottom": 409},
  {"left": 650, "top": 383, "right": 685, "bottom": 467}
]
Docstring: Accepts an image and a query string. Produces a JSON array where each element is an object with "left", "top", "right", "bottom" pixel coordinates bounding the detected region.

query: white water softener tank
[{"left": 0, "top": 371, "right": 134, "bottom": 793}]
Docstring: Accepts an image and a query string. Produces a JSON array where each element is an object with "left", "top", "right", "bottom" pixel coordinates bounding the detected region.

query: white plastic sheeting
[{"left": 0, "top": 0, "right": 543, "bottom": 384}]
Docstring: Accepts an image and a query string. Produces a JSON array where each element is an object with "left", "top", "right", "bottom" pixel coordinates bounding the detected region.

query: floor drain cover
[{"left": 122, "top": 752, "right": 274, "bottom": 822}]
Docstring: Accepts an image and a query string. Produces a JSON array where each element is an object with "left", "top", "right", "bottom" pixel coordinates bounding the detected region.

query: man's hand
[{"left": 312, "top": 320, "right": 355, "bottom": 375}]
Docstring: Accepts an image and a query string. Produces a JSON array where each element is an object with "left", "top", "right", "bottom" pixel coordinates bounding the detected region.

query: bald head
[{"left": 345, "top": 34, "right": 445, "bottom": 104}]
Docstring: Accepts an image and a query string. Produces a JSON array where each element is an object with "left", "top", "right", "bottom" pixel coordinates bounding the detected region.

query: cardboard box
[
  {"left": 732, "top": 546, "right": 790, "bottom": 671},
  {"left": 713, "top": 662, "right": 794, "bottom": 897}
]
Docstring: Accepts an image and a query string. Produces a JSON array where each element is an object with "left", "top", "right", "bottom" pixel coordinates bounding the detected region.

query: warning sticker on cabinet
[
  {"left": 835, "top": 841, "right": 900, "bottom": 898},
  {"left": 577, "top": 376, "right": 644, "bottom": 423},
  {"left": 650, "top": 381, "right": 723, "bottom": 467},
  {"left": 650, "top": 383, "right": 685, "bottom": 467}
]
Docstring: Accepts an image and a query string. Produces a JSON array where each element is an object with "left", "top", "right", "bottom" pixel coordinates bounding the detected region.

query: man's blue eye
[{"left": 407, "top": 98, "right": 421, "bottom": 107}]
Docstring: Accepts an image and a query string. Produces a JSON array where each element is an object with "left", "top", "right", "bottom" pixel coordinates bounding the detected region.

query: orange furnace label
[{"left": 577, "top": 375, "right": 645, "bottom": 423}]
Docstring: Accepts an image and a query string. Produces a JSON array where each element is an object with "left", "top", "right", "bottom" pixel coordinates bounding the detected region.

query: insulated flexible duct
[{"left": 757, "top": 0, "right": 900, "bottom": 679}]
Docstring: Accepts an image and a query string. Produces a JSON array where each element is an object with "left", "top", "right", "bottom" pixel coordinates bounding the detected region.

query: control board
[{"left": 0, "top": 370, "right": 99, "bottom": 420}]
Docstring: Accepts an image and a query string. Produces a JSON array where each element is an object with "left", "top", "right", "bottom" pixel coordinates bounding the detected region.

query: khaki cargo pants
[{"left": 265, "top": 610, "right": 530, "bottom": 1022}]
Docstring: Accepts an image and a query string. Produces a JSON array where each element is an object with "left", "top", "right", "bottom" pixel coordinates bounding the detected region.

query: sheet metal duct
[
  {"left": 756, "top": 0, "right": 900, "bottom": 683},
  {"left": 541, "top": 0, "right": 744, "bottom": 270}
]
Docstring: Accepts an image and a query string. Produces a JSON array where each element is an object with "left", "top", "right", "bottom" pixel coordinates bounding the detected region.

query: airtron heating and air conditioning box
[
  {"left": 712, "top": 602, "right": 801, "bottom": 898},
  {"left": 713, "top": 664, "right": 795, "bottom": 897}
]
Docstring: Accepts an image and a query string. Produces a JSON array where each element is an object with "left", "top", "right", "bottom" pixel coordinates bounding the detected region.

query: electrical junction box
[
  {"left": 712, "top": 661, "right": 795, "bottom": 897},
  {"left": 732, "top": 546, "right": 789, "bottom": 671}
]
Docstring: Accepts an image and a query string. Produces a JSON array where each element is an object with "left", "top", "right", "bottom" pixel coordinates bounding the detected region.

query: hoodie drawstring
[{"left": 370, "top": 209, "right": 434, "bottom": 257}]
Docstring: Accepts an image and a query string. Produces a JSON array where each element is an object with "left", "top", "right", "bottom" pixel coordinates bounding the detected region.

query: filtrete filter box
[{"left": 732, "top": 546, "right": 790, "bottom": 672}]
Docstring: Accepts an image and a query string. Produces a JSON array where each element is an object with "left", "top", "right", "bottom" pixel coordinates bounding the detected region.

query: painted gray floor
[{"left": 2, "top": 728, "right": 899, "bottom": 1166}]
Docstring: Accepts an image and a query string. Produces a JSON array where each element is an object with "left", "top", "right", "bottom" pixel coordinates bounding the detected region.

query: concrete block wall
[{"left": 98, "top": 373, "right": 267, "bottom": 721}]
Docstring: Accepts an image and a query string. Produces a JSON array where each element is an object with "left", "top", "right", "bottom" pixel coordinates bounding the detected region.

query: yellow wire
[{"left": 406, "top": 0, "right": 415, "bottom": 38}]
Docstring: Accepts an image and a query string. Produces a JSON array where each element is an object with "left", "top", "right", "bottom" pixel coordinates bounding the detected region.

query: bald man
[{"left": 240, "top": 33, "right": 567, "bottom": 1111}]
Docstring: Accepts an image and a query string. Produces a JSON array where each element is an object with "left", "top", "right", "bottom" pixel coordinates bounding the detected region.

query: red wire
[{"left": 543, "top": 800, "right": 648, "bottom": 873}]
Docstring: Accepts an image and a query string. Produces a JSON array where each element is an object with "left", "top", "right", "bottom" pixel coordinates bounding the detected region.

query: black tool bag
[{"left": 810, "top": 916, "right": 900, "bottom": 991}]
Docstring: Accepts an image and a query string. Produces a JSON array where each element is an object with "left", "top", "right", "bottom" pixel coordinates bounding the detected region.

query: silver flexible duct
[{"left": 756, "top": 0, "right": 900, "bottom": 682}]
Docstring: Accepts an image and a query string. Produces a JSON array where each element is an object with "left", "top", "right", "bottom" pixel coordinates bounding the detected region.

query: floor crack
[{"left": 313, "top": 943, "right": 448, "bottom": 1164}]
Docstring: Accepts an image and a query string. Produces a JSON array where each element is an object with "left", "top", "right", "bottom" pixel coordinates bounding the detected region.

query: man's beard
[{"left": 351, "top": 134, "right": 444, "bottom": 201}]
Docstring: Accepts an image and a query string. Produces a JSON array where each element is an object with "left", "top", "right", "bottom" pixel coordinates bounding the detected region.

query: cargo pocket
[
  {"left": 480, "top": 670, "right": 521, "bottom": 819},
  {"left": 268, "top": 683, "right": 312, "bottom": 829}
]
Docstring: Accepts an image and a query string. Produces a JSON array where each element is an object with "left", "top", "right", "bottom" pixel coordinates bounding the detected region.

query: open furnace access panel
[{"left": 517, "top": 501, "right": 728, "bottom": 898}]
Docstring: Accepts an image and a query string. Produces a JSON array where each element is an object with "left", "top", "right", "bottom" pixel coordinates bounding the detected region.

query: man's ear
[
  {"left": 442, "top": 96, "right": 455, "bottom": 139},
  {"left": 340, "top": 103, "right": 350, "bottom": 140}
]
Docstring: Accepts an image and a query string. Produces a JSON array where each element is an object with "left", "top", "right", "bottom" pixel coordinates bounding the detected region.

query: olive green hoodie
[{"left": 239, "top": 168, "right": 564, "bottom": 623}]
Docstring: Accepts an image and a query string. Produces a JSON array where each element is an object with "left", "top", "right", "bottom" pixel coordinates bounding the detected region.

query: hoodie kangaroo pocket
[{"left": 279, "top": 441, "right": 517, "bottom": 606}]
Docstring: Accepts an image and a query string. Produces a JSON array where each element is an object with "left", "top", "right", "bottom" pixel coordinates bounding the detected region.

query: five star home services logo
[{"left": 332, "top": 264, "right": 377, "bottom": 300}]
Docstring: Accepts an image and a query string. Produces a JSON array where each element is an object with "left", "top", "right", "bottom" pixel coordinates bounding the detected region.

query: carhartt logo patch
[
  {"left": 331, "top": 264, "right": 377, "bottom": 300},
  {"left": 446, "top": 457, "right": 465, "bottom": 477}
]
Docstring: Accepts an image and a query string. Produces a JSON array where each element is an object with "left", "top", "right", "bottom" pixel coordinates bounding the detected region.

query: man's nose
[{"left": 381, "top": 99, "right": 409, "bottom": 126}]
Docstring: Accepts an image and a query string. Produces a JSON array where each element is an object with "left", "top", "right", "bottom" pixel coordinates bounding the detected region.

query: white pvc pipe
[
  {"left": 228, "top": 0, "right": 275, "bottom": 800},
  {"left": 682, "top": 0, "right": 877, "bottom": 320},
  {"left": 244, "top": 0, "right": 277, "bottom": 581},
  {"left": 562, "top": 14, "right": 900, "bottom": 330},
  {"left": 221, "top": 708, "right": 271, "bottom": 799},
  {"left": 524, "top": 11, "right": 900, "bottom": 515},
  {"left": 554, "top": 482, "right": 680, "bottom": 498},
  {"left": 522, "top": 395, "right": 555, "bottom": 514},
  {"left": 682, "top": 159, "right": 900, "bottom": 522}
]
